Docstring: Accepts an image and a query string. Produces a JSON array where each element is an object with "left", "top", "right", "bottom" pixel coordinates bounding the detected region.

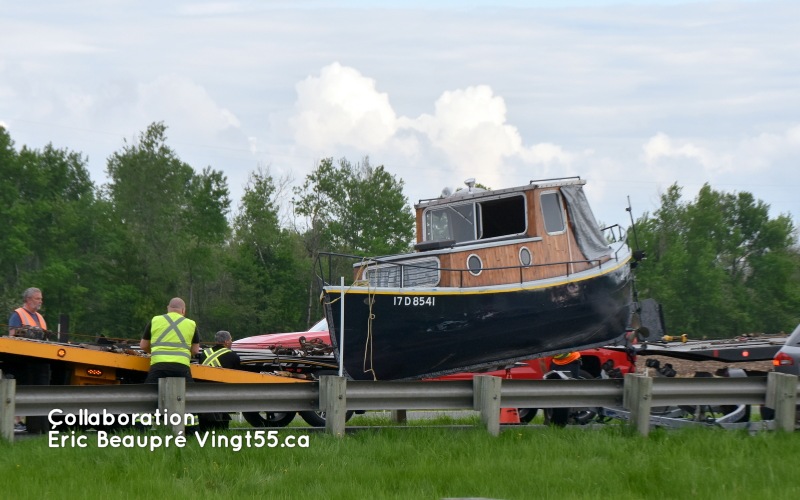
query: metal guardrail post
[
  {"left": 623, "top": 373, "right": 653, "bottom": 436},
  {"left": 159, "top": 377, "right": 186, "bottom": 436},
  {"left": 766, "top": 372, "right": 798, "bottom": 432},
  {"left": 320, "top": 375, "right": 347, "bottom": 437},
  {"left": 1, "top": 376, "right": 15, "bottom": 443},
  {"left": 473, "top": 375, "right": 501, "bottom": 436}
]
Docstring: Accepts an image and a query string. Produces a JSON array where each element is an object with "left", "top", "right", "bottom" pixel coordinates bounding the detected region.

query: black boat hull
[{"left": 323, "top": 259, "right": 634, "bottom": 381}]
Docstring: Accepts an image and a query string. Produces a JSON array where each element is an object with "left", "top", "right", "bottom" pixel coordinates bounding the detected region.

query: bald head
[{"left": 167, "top": 297, "right": 186, "bottom": 314}]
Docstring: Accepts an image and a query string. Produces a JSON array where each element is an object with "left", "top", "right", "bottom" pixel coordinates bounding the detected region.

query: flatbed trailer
[
  {"left": 611, "top": 335, "right": 786, "bottom": 364},
  {"left": 0, "top": 336, "right": 306, "bottom": 385}
]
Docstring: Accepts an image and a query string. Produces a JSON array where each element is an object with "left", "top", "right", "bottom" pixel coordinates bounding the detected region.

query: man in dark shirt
[
  {"left": 197, "top": 330, "right": 241, "bottom": 429},
  {"left": 198, "top": 330, "right": 241, "bottom": 369}
]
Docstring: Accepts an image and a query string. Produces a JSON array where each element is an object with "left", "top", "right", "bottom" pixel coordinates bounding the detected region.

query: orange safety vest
[
  {"left": 551, "top": 351, "right": 581, "bottom": 365},
  {"left": 14, "top": 307, "right": 47, "bottom": 330}
]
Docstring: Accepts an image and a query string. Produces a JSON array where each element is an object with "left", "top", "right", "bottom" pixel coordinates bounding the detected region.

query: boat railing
[
  {"left": 315, "top": 250, "right": 625, "bottom": 289},
  {"left": 602, "top": 224, "right": 628, "bottom": 262}
]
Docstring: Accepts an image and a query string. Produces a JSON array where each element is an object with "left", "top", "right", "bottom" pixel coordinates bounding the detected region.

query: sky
[{"left": 1, "top": 0, "right": 798, "bottom": 230}]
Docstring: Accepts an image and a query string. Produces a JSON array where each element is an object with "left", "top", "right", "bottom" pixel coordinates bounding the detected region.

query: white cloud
[
  {"left": 290, "top": 62, "right": 398, "bottom": 151},
  {"left": 137, "top": 75, "right": 241, "bottom": 136},
  {"left": 738, "top": 126, "right": 800, "bottom": 168},
  {"left": 642, "top": 132, "right": 734, "bottom": 175},
  {"left": 643, "top": 133, "right": 709, "bottom": 166},
  {"left": 289, "top": 66, "right": 577, "bottom": 192},
  {"left": 408, "top": 85, "right": 522, "bottom": 171},
  {"left": 644, "top": 127, "right": 800, "bottom": 176}
]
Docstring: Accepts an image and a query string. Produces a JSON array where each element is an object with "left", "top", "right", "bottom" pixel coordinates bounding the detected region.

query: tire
[
  {"left": 242, "top": 411, "right": 297, "bottom": 428},
  {"left": 688, "top": 372, "right": 752, "bottom": 423},
  {"left": 198, "top": 413, "right": 232, "bottom": 431},
  {"left": 547, "top": 408, "right": 570, "bottom": 427},
  {"left": 517, "top": 408, "right": 538, "bottom": 424},
  {"left": 718, "top": 405, "right": 752, "bottom": 423},
  {"left": 299, "top": 410, "right": 355, "bottom": 427},
  {"left": 760, "top": 406, "right": 775, "bottom": 421},
  {"left": 544, "top": 369, "right": 597, "bottom": 426}
]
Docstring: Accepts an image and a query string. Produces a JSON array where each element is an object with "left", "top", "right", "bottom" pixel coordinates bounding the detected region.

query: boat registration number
[{"left": 392, "top": 296, "right": 436, "bottom": 306}]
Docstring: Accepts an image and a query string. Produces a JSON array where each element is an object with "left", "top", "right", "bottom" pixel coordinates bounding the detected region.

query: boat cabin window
[
  {"left": 540, "top": 191, "right": 566, "bottom": 235},
  {"left": 424, "top": 194, "right": 526, "bottom": 244},
  {"left": 362, "top": 257, "right": 441, "bottom": 288}
]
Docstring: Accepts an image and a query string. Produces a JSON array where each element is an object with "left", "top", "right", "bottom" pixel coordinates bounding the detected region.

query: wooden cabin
[{"left": 356, "top": 177, "right": 613, "bottom": 289}]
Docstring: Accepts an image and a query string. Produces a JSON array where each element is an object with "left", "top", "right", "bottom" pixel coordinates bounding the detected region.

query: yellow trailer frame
[{"left": 0, "top": 336, "right": 306, "bottom": 385}]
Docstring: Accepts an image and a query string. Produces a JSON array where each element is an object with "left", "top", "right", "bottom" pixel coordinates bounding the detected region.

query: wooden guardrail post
[
  {"left": 320, "top": 375, "right": 347, "bottom": 437},
  {"left": 0, "top": 376, "right": 15, "bottom": 443},
  {"left": 159, "top": 377, "right": 186, "bottom": 435},
  {"left": 391, "top": 410, "right": 407, "bottom": 424},
  {"left": 623, "top": 373, "right": 653, "bottom": 436},
  {"left": 473, "top": 375, "right": 501, "bottom": 436},
  {"left": 766, "top": 372, "right": 798, "bottom": 432}
]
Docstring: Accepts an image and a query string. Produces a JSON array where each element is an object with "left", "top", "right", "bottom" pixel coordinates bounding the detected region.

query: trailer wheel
[
  {"left": 544, "top": 369, "right": 597, "bottom": 427},
  {"left": 546, "top": 408, "right": 571, "bottom": 427},
  {"left": 689, "top": 371, "right": 752, "bottom": 423},
  {"left": 718, "top": 405, "right": 752, "bottom": 423},
  {"left": 242, "top": 411, "right": 297, "bottom": 428},
  {"left": 299, "top": 410, "right": 355, "bottom": 427},
  {"left": 517, "top": 408, "right": 538, "bottom": 424}
]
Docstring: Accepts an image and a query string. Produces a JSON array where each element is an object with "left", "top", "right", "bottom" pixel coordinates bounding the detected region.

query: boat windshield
[
  {"left": 425, "top": 204, "right": 475, "bottom": 242},
  {"left": 424, "top": 194, "right": 526, "bottom": 244}
]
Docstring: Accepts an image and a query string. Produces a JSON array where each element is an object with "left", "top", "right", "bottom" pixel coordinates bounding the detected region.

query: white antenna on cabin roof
[{"left": 464, "top": 178, "right": 476, "bottom": 192}]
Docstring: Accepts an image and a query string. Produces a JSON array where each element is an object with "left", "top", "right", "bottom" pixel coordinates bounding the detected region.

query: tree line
[
  {"left": 0, "top": 122, "right": 413, "bottom": 342},
  {"left": 1, "top": 122, "right": 797, "bottom": 342},
  {"left": 633, "top": 184, "right": 799, "bottom": 337}
]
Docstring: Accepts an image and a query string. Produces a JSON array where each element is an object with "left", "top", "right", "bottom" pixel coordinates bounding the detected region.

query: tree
[
  {"left": 634, "top": 183, "right": 800, "bottom": 337},
  {"left": 103, "top": 122, "right": 231, "bottom": 337},
  {"left": 292, "top": 156, "right": 415, "bottom": 325},
  {"left": 227, "top": 167, "right": 309, "bottom": 334},
  {"left": 182, "top": 166, "right": 231, "bottom": 316},
  {"left": 293, "top": 156, "right": 415, "bottom": 257},
  {"left": 0, "top": 127, "right": 107, "bottom": 337},
  {"left": 0, "top": 127, "right": 28, "bottom": 298}
]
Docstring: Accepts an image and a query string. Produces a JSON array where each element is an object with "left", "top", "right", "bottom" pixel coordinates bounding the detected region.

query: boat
[{"left": 317, "top": 176, "right": 640, "bottom": 381}]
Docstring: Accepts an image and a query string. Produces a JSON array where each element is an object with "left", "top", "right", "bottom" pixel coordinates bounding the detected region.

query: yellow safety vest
[
  {"left": 201, "top": 347, "right": 232, "bottom": 367},
  {"left": 15, "top": 307, "right": 47, "bottom": 330},
  {"left": 149, "top": 312, "right": 196, "bottom": 366}
]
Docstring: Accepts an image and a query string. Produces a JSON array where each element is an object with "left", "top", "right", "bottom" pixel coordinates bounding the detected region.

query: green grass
[{"left": 3, "top": 418, "right": 799, "bottom": 500}]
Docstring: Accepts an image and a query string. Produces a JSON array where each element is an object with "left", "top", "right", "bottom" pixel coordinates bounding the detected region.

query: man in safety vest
[
  {"left": 550, "top": 351, "right": 582, "bottom": 378},
  {"left": 140, "top": 297, "right": 200, "bottom": 383},
  {"left": 197, "top": 330, "right": 241, "bottom": 429},
  {"left": 6, "top": 287, "right": 51, "bottom": 433},
  {"left": 8, "top": 287, "right": 47, "bottom": 338},
  {"left": 199, "top": 330, "right": 241, "bottom": 369}
]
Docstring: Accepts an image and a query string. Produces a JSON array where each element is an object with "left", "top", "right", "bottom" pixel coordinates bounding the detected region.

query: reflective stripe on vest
[
  {"left": 552, "top": 352, "right": 581, "bottom": 365},
  {"left": 150, "top": 313, "right": 196, "bottom": 366},
  {"left": 15, "top": 307, "right": 47, "bottom": 330},
  {"left": 201, "top": 347, "right": 232, "bottom": 367}
]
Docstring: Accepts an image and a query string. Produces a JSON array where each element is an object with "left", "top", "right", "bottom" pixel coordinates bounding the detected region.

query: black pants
[
  {"left": 4, "top": 361, "right": 52, "bottom": 434},
  {"left": 144, "top": 363, "right": 193, "bottom": 383}
]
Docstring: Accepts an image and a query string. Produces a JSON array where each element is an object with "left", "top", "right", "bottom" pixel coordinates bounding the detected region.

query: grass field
[{"left": 2, "top": 414, "right": 799, "bottom": 499}]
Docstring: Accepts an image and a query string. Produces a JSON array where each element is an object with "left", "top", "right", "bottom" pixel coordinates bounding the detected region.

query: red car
[{"left": 232, "top": 319, "right": 636, "bottom": 426}]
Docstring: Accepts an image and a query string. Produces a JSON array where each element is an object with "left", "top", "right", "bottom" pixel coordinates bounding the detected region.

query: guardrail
[{"left": 1, "top": 372, "right": 798, "bottom": 442}]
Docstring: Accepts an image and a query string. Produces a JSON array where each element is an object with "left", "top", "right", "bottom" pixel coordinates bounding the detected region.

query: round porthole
[
  {"left": 519, "top": 247, "right": 532, "bottom": 267},
  {"left": 467, "top": 254, "right": 483, "bottom": 276}
]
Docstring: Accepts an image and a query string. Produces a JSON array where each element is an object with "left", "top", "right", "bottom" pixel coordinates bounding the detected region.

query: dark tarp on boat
[{"left": 561, "top": 184, "right": 611, "bottom": 262}]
